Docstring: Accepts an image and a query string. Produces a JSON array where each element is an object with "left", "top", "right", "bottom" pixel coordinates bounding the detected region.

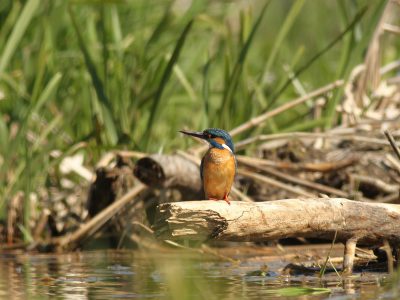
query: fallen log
[{"left": 154, "top": 198, "right": 400, "bottom": 274}]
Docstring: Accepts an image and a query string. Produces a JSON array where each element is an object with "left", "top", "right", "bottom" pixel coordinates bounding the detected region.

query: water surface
[{"left": 0, "top": 248, "right": 397, "bottom": 299}]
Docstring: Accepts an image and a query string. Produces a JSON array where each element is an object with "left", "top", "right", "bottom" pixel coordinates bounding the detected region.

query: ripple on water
[{"left": 0, "top": 249, "right": 397, "bottom": 299}]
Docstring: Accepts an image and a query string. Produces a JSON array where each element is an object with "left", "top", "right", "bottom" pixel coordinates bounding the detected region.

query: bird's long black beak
[{"left": 179, "top": 130, "right": 206, "bottom": 139}]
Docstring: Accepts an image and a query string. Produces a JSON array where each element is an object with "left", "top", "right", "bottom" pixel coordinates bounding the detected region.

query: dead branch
[
  {"left": 350, "top": 174, "right": 399, "bottom": 194},
  {"left": 384, "top": 130, "right": 400, "bottom": 161},
  {"left": 52, "top": 184, "right": 147, "bottom": 251},
  {"left": 238, "top": 156, "right": 352, "bottom": 198},
  {"left": 238, "top": 169, "right": 315, "bottom": 198},
  {"left": 236, "top": 155, "right": 358, "bottom": 173},
  {"left": 236, "top": 132, "right": 396, "bottom": 150}
]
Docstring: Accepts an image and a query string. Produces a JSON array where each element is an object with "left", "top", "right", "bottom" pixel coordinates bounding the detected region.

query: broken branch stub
[{"left": 134, "top": 154, "right": 201, "bottom": 192}]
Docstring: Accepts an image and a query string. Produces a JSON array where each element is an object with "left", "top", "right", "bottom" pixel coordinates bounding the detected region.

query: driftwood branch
[
  {"left": 154, "top": 198, "right": 400, "bottom": 273},
  {"left": 52, "top": 184, "right": 147, "bottom": 251}
]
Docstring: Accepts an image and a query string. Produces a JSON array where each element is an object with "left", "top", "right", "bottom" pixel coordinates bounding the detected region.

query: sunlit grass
[{"left": 0, "top": 0, "right": 394, "bottom": 235}]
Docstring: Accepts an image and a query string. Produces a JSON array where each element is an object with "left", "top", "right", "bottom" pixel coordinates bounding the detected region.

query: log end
[
  {"left": 134, "top": 157, "right": 165, "bottom": 186},
  {"left": 153, "top": 202, "right": 229, "bottom": 241}
]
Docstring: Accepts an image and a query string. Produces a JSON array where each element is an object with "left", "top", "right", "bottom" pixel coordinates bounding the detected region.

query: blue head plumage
[
  {"left": 179, "top": 128, "right": 234, "bottom": 152},
  {"left": 202, "top": 128, "right": 234, "bottom": 152}
]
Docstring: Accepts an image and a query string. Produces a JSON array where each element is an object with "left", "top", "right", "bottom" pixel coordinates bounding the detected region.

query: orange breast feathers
[{"left": 202, "top": 146, "right": 236, "bottom": 200}]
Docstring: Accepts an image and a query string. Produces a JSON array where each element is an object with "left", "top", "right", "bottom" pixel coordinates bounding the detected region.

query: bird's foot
[
  {"left": 223, "top": 195, "right": 231, "bottom": 205},
  {"left": 208, "top": 197, "right": 231, "bottom": 205}
]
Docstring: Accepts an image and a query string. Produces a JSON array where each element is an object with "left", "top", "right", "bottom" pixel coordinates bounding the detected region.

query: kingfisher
[{"left": 180, "top": 128, "right": 236, "bottom": 204}]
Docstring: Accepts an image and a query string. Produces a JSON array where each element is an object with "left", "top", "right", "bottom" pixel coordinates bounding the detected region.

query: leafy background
[{"left": 0, "top": 0, "right": 397, "bottom": 224}]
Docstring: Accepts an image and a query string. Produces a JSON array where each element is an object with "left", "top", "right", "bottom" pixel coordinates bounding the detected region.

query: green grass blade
[
  {"left": 31, "top": 72, "right": 62, "bottom": 116},
  {"left": 145, "top": 19, "right": 194, "bottom": 149},
  {"left": 0, "top": 161, "right": 25, "bottom": 211},
  {"left": 0, "top": 72, "right": 29, "bottom": 100},
  {"left": 0, "top": 0, "right": 40, "bottom": 74},
  {"left": 0, "top": 2, "right": 20, "bottom": 50},
  {"left": 325, "top": 0, "right": 387, "bottom": 129},
  {"left": 264, "top": 0, "right": 305, "bottom": 74},
  {"left": 335, "top": 0, "right": 355, "bottom": 80},
  {"left": 145, "top": 7, "right": 171, "bottom": 50},
  {"left": 201, "top": 55, "right": 212, "bottom": 128},
  {"left": 173, "top": 64, "right": 197, "bottom": 102},
  {"left": 69, "top": 5, "right": 118, "bottom": 145},
  {"left": 30, "top": 33, "right": 49, "bottom": 103},
  {"left": 267, "top": 5, "right": 368, "bottom": 110},
  {"left": 0, "top": 114, "right": 8, "bottom": 151},
  {"left": 100, "top": 5, "right": 109, "bottom": 89},
  {"left": 33, "top": 114, "right": 63, "bottom": 151},
  {"left": 110, "top": 4, "right": 123, "bottom": 57},
  {"left": 17, "top": 224, "right": 34, "bottom": 244},
  {"left": 2, "top": 72, "right": 62, "bottom": 160},
  {"left": 319, "top": 230, "right": 338, "bottom": 277},
  {"left": 219, "top": 1, "right": 271, "bottom": 127}
]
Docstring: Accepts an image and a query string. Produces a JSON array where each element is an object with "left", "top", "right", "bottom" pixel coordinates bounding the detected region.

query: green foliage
[
  {"left": 0, "top": 0, "right": 393, "bottom": 225},
  {"left": 0, "top": 0, "right": 40, "bottom": 74},
  {"left": 145, "top": 19, "right": 194, "bottom": 148}
]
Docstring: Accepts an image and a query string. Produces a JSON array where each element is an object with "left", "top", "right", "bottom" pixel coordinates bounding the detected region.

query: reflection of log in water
[{"left": 154, "top": 198, "right": 400, "bottom": 274}]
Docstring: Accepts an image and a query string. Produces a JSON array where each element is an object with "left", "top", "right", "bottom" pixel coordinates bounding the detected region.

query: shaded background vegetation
[{"left": 0, "top": 0, "right": 398, "bottom": 234}]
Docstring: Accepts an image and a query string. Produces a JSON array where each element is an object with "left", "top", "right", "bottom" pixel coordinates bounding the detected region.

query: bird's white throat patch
[{"left": 221, "top": 143, "right": 233, "bottom": 153}]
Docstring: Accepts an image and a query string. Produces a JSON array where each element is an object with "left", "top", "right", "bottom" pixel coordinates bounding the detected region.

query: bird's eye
[{"left": 208, "top": 134, "right": 212, "bottom": 139}]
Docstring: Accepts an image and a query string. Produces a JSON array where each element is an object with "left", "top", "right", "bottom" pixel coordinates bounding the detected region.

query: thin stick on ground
[
  {"left": 350, "top": 174, "right": 399, "bottom": 194},
  {"left": 237, "top": 155, "right": 358, "bottom": 173},
  {"left": 238, "top": 157, "right": 351, "bottom": 198},
  {"left": 238, "top": 168, "right": 316, "bottom": 198},
  {"left": 236, "top": 131, "right": 398, "bottom": 151},
  {"left": 53, "top": 184, "right": 147, "bottom": 251},
  {"left": 384, "top": 130, "right": 400, "bottom": 161}
]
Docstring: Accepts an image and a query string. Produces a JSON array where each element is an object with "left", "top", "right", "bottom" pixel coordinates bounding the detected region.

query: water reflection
[{"left": 0, "top": 249, "right": 395, "bottom": 299}]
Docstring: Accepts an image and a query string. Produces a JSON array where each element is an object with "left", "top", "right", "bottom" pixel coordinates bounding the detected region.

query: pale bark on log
[
  {"left": 154, "top": 198, "right": 400, "bottom": 273},
  {"left": 154, "top": 198, "right": 400, "bottom": 246}
]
